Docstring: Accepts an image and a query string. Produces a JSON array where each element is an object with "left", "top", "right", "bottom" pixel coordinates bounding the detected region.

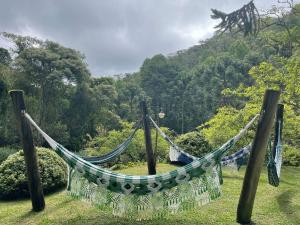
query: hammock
[
  {"left": 25, "top": 113, "right": 258, "bottom": 219},
  {"left": 267, "top": 120, "right": 283, "bottom": 187},
  {"left": 169, "top": 143, "right": 252, "bottom": 168},
  {"left": 83, "top": 121, "right": 141, "bottom": 164},
  {"left": 149, "top": 116, "right": 258, "bottom": 169},
  {"left": 220, "top": 144, "right": 251, "bottom": 169}
]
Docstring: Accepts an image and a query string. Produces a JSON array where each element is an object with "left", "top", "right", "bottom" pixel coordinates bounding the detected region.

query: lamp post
[
  {"left": 158, "top": 111, "right": 166, "bottom": 120},
  {"left": 155, "top": 109, "right": 165, "bottom": 156}
]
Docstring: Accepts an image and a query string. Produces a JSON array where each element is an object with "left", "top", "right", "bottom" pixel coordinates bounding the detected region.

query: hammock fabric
[
  {"left": 83, "top": 121, "right": 140, "bottom": 164},
  {"left": 149, "top": 115, "right": 257, "bottom": 169},
  {"left": 169, "top": 144, "right": 252, "bottom": 168},
  {"left": 267, "top": 120, "right": 283, "bottom": 187},
  {"left": 25, "top": 113, "right": 257, "bottom": 219}
]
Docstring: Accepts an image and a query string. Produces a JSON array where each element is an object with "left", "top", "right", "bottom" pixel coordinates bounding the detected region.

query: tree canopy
[{"left": 0, "top": 2, "right": 299, "bottom": 165}]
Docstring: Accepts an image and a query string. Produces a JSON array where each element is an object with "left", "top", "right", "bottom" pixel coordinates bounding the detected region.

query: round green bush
[
  {"left": 0, "top": 147, "right": 67, "bottom": 199},
  {"left": 175, "top": 131, "right": 213, "bottom": 158}
]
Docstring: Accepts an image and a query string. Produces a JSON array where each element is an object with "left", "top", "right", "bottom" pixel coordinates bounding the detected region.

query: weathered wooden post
[
  {"left": 10, "top": 90, "right": 45, "bottom": 212},
  {"left": 272, "top": 104, "right": 284, "bottom": 158},
  {"left": 236, "top": 89, "right": 280, "bottom": 224},
  {"left": 141, "top": 100, "right": 156, "bottom": 175}
]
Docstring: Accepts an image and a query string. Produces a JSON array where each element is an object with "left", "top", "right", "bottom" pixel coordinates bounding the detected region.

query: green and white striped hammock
[{"left": 25, "top": 113, "right": 257, "bottom": 219}]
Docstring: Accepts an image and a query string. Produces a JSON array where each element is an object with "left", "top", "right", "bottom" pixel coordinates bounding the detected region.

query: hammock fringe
[{"left": 68, "top": 167, "right": 222, "bottom": 220}]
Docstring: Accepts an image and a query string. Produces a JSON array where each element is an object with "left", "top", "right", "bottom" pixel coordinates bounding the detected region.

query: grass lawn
[{"left": 0, "top": 164, "right": 299, "bottom": 225}]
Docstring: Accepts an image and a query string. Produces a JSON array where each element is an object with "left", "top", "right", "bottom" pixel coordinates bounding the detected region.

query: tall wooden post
[
  {"left": 10, "top": 90, "right": 45, "bottom": 212},
  {"left": 236, "top": 90, "right": 280, "bottom": 224},
  {"left": 141, "top": 100, "right": 156, "bottom": 175},
  {"left": 272, "top": 104, "right": 284, "bottom": 158},
  {"left": 154, "top": 112, "right": 159, "bottom": 155}
]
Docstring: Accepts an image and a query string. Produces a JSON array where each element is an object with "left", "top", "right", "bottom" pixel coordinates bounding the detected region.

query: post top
[
  {"left": 265, "top": 89, "right": 280, "bottom": 94},
  {"left": 9, "top": 90, "right": 24, "bottom": 94},
  {"left": 9, "top": 90, "right": 26, "bottom": 110}
]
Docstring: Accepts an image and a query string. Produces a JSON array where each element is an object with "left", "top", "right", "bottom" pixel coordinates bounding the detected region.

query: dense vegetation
[
  {"left": 0, "top": 148, "right": 67, "bottom": 199},
  {"left": 0, "top": 2, "right": 299, "bottom": 166},
  {"left": 0, "top": 147, "right": 18, "bottom": 164},
  {"left": 82, "top": 121, "right": 171, "bottom": 164}
]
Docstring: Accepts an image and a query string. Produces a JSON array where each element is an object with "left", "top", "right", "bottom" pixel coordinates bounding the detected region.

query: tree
[
  {"left": 0, "top": 48, "right": 16, "bottom": 146},
  {"left": 3, "top": 34, "right": 91, "bottom": 147},
  {"left": 175, "top": 131, "right": 212, "bottom": 157},
  {"left": 211, "top": 0, "right": 260, "bottom": 36},
  {"left": 0, "top": 48, "right": 11, "bottom": 65},
  {"left": 259, "top": 0, "right": 300, "bottom": 56},
  {"left": 211, "top": 1, "right": 300, "bottom": 56},
  {"left": 115, "top": 73, "right": 144, "bottom": 121},
  {"left": 202, "top": 56, "right": 300, "bottom": 154}
]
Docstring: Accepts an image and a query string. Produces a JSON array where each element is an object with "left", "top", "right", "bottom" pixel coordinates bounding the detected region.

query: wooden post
[
  {"left": 236, "top": 90, "right": 280, "bottom": 224},
  {"left": 154, "top": 112, "right": 159, "bottom": 155},
  {"left": 10, "top": 90, "right": 45, "bottom": 212},
  {"left": 272, "top": 104, "right": 284, "bottom": 158},
  {"left": 141, "top": 100, "right": 156, "bottom": 175}
]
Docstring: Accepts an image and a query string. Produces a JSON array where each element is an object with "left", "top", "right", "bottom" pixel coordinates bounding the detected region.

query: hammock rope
[
  {"left": 149, "top": 115, "right": 258, "bottom": 167},
  {"left": 83, "top": 120, "right": 141, "bottom": 164},
  {"left": 25, "top": 112, "right": 258, "bottom": 219},
  {"left": 220, "top": 144, "right": 251, "bottom": 168},
  {"left": 25, "top": 112, "right": 225, "bottom": 194}
]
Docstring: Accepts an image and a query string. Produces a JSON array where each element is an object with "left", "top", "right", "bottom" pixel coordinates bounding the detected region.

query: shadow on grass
[
  {"left": 278, "top": 179, "right": 298, "bottom": 186},
  {"left": 17, "top": 191, "right": 74, "bottom": 222},
  {"left": 0, "top": 186, "right": 67, "bottom": 202},
  {"left": 19, "top": 210, "right": 38, "bottom": 219},
  {"left": 277, "top": 190, "right": 300, "bottom": 224},
  {"left": 238, "top": 221, "right": 257, "bottom": 225},
  {"left": 223, "top": 175, "right": 244, "bottom": 180}
]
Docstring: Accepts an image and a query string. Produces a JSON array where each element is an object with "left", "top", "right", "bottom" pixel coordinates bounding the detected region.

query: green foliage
[
  {"left": 115, "top": 73, "right": 144, "bottom": 121},
  {"left": 283, "top": 145, "right": 300, "bottom": 166},
  {"left": 84, "top": 121, "right": 171, "bottom": 164},
  {"left": 0, "top": 148, "right": 67, "bottom": 199},
  {"left": 129, "top": 32, "right": 271, "bottom": 133},
  {"left": 1, "top": 3, "right": 300, "bottom": 154},
  {"left": 200, "top": 105, "right": 257, "bottom": 151},
  {"left": 0, "top": 48, "right": 11, "bottom": 65},
  {"left": 0, "top": 34, "right": 121, "bottom": 151},
  {"left": 0, "top": 147, "right": 18, "bottom": 164},
  {"left": 202, "top": 56, "right": 300, "bottom": 165},
  {"left": 0, "top": 48, "right": 17, "bottom": 146},
  {"left": 175, "top": 131, "right": 212, "bottom": 157}
]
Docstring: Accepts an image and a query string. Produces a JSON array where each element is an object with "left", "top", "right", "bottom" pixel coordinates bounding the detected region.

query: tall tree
[
  {"left": 4, "top": 34, "right": 91, "bottom": 147},
  {"left": 211, "top": 0, "right": 260, "bottom": 36}
]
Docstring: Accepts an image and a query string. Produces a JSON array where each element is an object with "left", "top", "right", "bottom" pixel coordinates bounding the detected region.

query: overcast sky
[{"left": 0, "top": 0, "right": 292, "bottom": 76}]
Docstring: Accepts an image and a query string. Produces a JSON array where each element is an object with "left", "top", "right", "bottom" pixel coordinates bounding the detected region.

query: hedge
[{"left": 0, "top": 147, "right": 67, "bottom": 199}]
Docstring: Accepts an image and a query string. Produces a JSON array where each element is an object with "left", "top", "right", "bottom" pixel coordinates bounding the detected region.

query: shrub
[
  {"left": 175, "top": 131, "right": 213, "bottom": 158},
  {"left": 0, "top": 147, "right": 18, "bottom": 164},
  {"left": 283, "top": 145, "right": 300, "bottom": 166},
  {"left": 84, "top": 121, "right": 171, "bottom": 164},
  {"left": 0, "top": 147, "right": 67, "bottom": 199}
]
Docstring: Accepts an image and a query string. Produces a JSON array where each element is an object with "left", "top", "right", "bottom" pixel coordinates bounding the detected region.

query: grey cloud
[{"left": 0, "top": 0, "right": 284, "bottom": 76}]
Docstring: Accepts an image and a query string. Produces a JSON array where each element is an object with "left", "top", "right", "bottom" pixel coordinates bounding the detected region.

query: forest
[{"left": 0, "top": 2, "right": 300, "bottom": 167}]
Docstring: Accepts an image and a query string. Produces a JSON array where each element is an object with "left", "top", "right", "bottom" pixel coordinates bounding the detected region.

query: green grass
[{"left": 0, "top": 164, "right": 299, "bottom": 225}]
